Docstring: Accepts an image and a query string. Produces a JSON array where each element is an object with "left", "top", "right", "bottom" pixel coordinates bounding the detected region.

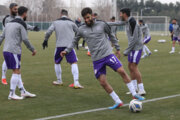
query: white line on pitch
[{"left": 34, "top": 94, "right": 180, "bottom": 120}]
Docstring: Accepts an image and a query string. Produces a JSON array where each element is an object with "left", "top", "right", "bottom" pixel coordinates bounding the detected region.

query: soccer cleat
[
  {"left": 74, "top": 83, "right": 84, "bottom": 89},
  {"left": 138, "top": 90, "right": 146, "bottom": 96},
  {"left": 2, "top": 78, "right": 8, "bottom": 85},
  {"left": 141, "top": 55, "right": 148, "bottom": 59},
  {"left": 133, "top": 94, "right": 145, "bottom": 101},
  {"left": 21, "top": 91, "right": 36, "bottom": 98},
  {"left": 53, "top": 81, "right": 63, "bottom": 86},
  {"left": 148, "top": 52, "right": 152, "bottom": 56},
  {"left": 169, "top": 51, "right": 175, "bottom": 54},
  {"left": 69, "top": 83, "right": 74, "bottom": 88},
  {"left": 87, "top": 51, "right": 91, "bottom": 56},
  {"left": 8, "top": 94, "right": 24, "bottom": 100},
  {"left": 109, "top": 103, "right": 124, "bottom": 109}
]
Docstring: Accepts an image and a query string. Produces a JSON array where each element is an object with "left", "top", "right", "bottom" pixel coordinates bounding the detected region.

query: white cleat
[
  {"left": 141, "top": 55, "right": 148, "bottom": 59},
  {"left": 53, "top": 81, "right": 63, "bottom": 86},
  {"left": 169, "top": 51, "right": 175, "bottom": 54},
  {"left": 74, "top": 83, "right": 84, "bottom": 89},
  {"left": 21, "top": 91, "right": 36, "bottom": 98},
  {"left": 8, "top": 94, "right": 24, "bottom": 100},
  {"left": 138, "top": 90, "right": 146, "bottom": 96}
]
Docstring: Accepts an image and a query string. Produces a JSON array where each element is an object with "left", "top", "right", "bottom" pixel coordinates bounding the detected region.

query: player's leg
[
  {"left": 144, "top": 45, "right": 151, "bottom": 55},
  {"left": 2, "top": 61, "right": 8, "bottom": 85},
  {"left": 142, "top": 36, "right": 151, "bottom": 58},
  {"left": 82, "top": 40, "right": 85, "bottom": 48},
  {"left": 53, "top": 48, "right": 63, "bottom": 85},
  {"left": 178, "top": 39, "right": 180, "bottom": 54},
  {"left": 66, "top": 49, "right": 83, "bottom": 88},
  {"left": 141, "top": 45, "right": 147, "bottom": 58},
  {"left": 169, "top": 37, "right": 177, "bottom": 53}
]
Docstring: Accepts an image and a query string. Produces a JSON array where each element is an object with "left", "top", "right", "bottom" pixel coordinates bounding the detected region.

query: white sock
[
  {"left": 138, "top": 83, "right": 145, "bottom": 91},
  {"left": 54, "top": 64, "right": 62, "bottom": 82},
  {"left": 18, "top": 74, "right": 26, "bottom": 94},
  {"left": 71, "top": 64, "right": 79, "bottom": 85},
  {"left": 143, "top": 45, "right": 147, "bottom": 55},
  {"left": 172, "top": 47, "right": 175, "bottom": 51},
  {"left": 144, "top": 45, "right": 151, "bottom": 54},
  {"left": 109, "top": 91, "right": 122, "bottom": 104},
  {"left": 2, "top": 61, "right": 7, "bottom": 79},
  {"left": 126, "top": 82, "right": 137, "bottom": 96},
  {"left": 132, "top": 80, "right": 138, "bottom": 91},
  {"left": 10, "top": 74, "right": 19, "bottom": 95}
]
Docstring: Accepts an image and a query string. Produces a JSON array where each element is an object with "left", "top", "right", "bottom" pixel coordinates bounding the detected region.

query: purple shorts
[
  {"left": 54, "top": 47, "right": 78, "bottom": 64},
  {"left": 143, "top": 36, "right": 151, "bottom": 44},
  {"left": 128, "top": 49, "right": 142, "bottom": 64},
  {"left": 173, "top": 37, "right": 180, "bottom": 42},
  {"left": 3, "top": 52, "right": 21, "bottom": 69},
  {"left": 93, "top": 54, "right": 122, "bottom": 79}
]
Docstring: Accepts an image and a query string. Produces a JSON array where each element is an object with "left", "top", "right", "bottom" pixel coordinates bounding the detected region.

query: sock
[
  {"left": 138, "top": 83, "right": 145, "bottom": 91},
  {"left": 109, "top": 91, "right": 122, "bottom": 104},
  {"left": 172, "top": 47, "right": 175, "bottom": 51},
  {"left": 144, "top": 45, "right": 151, "bottom": 54},
  {"left": 71, "top": 64, "right": 79, "bottom": 85},
  {"left": 132, "top": 80, "right": 138, "bottom": 91},
  {"left": 18, "top": 74, "right": 26, "bottom": 94},
  {"left": 143, "top": 45, "right": 147, "bottom": 55},
  {"left": 54, "top": 64, "right": 62, "bottom": 82},
  {"left": 126, "top": 82, "right": 137, "bottom": 96},
  {"left": 10, "top": 74, "right": 19, "bottom": 95},
  {"left": 2, "top": 61, "right": 7, "bottom": 79}
]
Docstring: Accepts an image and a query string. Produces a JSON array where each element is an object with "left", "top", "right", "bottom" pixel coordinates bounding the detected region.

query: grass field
[{"left": 0, "top": 31, "right": 180, "bottom": 120}]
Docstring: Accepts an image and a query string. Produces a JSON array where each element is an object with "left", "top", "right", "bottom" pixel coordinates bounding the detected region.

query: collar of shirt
[{"left": 15, "top": 16, "right": 24, "bottom": 20}]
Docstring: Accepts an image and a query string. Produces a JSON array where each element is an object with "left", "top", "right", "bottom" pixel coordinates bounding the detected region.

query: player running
[
  {"left": 1, "top": 3, "right": 40, "bottom": 85},
  {"left": 139, "top": 20, "right": 152, "bottom": 58},
  {"left": 108, "top": 8, "right": 146, "bottom": 96},
  {"left": 60, "top": 7, "right": 145, "bottom": 109},
  {"left": 169, "top": 19, "right": 180, "bottom": 54},
  {"left": 0, "top": 6, "right": 37, "bottom": 100},
  {"left": 42, "top": 9, "right": 83, "bottom": 89}
]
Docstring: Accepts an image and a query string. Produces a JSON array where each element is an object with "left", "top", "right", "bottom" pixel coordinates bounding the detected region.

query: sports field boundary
[{"left": 34, "top": 94, "right": 180, "bottom": 120}]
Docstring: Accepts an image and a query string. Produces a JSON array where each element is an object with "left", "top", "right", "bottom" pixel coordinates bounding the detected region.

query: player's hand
[
  {"left": 60, "top": 51, "right": 67, "bottom": 57},
  {"left": 34, "top": 26, "right": 40, "bottom": 31},
  {"left": 116, "top": 50, "right": 121, "bottom": 59},
  {"left": 42, "top": 41, "right": 48, "bottom": 49},
  {"left": 32, "top": 50, "right": 37, "bottom": 56}
]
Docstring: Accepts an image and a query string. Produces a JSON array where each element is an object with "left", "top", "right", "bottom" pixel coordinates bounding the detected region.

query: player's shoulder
[{"left": 129, "top": 17, "right": 136, "bottom": 24}]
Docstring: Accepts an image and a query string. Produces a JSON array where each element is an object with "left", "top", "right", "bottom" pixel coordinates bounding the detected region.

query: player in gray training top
[
  {"left": 1, "top": 3, "right": 40, "bottom": 85},
  {"left": 110, "top": 16, "right": 118, "bottom": 38},
  {"left": 0, "top": 6, "right": 37, "bottom": 100},
  {"left": 139, "top": 20, "right": 152, "bottom": 58},
  {"left": 108, "top": 8, "right": 146, "bottom": 96},
  {"left": 42, "top": 9, "right": 83, "bottom": 89},
  {"left": 61, "top": 7, "right": 145, "bottom": 110},
  {"left": 169, "top": 19, "right": 180, "bottom": 54}
]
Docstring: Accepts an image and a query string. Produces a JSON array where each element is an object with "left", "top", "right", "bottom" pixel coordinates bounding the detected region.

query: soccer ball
[{"left": 129, "top": 99, "right": 143, "bottom": 113}]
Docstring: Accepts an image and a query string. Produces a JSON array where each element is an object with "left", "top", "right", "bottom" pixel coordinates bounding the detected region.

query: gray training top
[
  {"left": 140, "top": 24, "right": 150, "bottom": 37},
  {"left": 65, "top": 20, "right": 120, "bottom": 61},
  {"left": 108, "top": 17, "right": 143, "bottom": 56},
  {"left": 172, "top": 24, "right": 179, "bottom": 37},
  {"left": 4, "top": 15, "right": 36, "bottom": 31},
  {"left": 44, "top": 16, "right": 78, "bottom": 47},
  {"left": 0, "top": 16, "right": 35, "bottom": 54}
]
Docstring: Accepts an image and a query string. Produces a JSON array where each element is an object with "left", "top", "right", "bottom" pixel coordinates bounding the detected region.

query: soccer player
[
  {"left": 60, "top": 7, "right": 145, "bottom": 109},
  {"left": 0, "top": 6, "right": 37, "bottom": 100},
  {"left": 42, "top": 9, "right": 83, "bottom": 89},
  {"left": 139, "top": 20, "right": 152, "bottom": 58},
  {"left": 110, "top": 16, "right": 118, "bottom": 38},
  {"left": 108, "top": 8, "right": 146, "bottom": 96},
  {"left": 169, "top": 19, "right": 180, "bottom": 54},
  {"left": 1, "top": 3, "right": 40, "bottom": 85}
]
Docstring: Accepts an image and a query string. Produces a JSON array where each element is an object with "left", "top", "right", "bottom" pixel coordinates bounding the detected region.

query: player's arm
[
  {"left": 42, "top": 23, "right": 55, "bottom": 49},
  {"left": 0, "top": 29, "right": 5, "bottom": 45},
  {"left": 107, "top": 21, "right": 126, "bottom": 26},
  {"left": 61, "top": 30, "right": 82, "bottom": 57},
  {"left": 27, "top": 24, "right": 40, "bottom": 32},
  {"left": 123, "top": 20, "right": 139, "bottom": 56},
  {"left": 20, "top": 26, "right": 36, "bottom": 56},
  {"left": 104, "top": 22, "right": 121, "bottom": 58},
  {"left": 72, "top": 23, "right": 79, "bottom": 34}
]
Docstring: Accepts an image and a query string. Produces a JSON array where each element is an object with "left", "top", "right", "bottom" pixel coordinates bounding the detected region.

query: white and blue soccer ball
[{"left": 129, "top": 99, "right": 143, "bottom": 113}]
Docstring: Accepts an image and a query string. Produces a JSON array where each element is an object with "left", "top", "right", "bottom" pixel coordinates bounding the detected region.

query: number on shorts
[{"left": 110, "top": 56, "right": 117, "bottom": 63}]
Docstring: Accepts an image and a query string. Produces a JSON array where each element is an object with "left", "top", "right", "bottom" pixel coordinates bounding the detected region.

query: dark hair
[
  {"left": 120, "top": 8, "right": 131, "bottom": 17},
  {"left": 139, "top": 20, "right": 144, "bottom": 23},
  {"left": 18, "top": 6, "right": 28, "bottom": 16},
  {"left": 93, "top": 13, "right": 98, "bottom": 16},
  {"left": 111, "top": 16, "right": 115, "bottom": 20},
  {"left": 9, "top": 3, "right": 18, "bottom": 9},
  {"left": 61, "top": 9, "right": 68, "bottom": 15},
  {"left": 81, "top": 7, "right": 92, "bottom": 17},
  {"left": 172, "top": 18, "right": 177, "bottom": 21}
]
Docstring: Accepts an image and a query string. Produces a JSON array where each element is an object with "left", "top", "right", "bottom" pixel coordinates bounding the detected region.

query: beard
[
  {"left": 120, "top": 17, "right": 125, "bottom": 21},
  {"left": 11, "top": 12, "right": 17, "bottom": 16},
  {"left": 23, "top": 17, "right": 27, "bottom": 21},
  {"left": 85, "top": 20, "right": 94, "bottom": 27}
]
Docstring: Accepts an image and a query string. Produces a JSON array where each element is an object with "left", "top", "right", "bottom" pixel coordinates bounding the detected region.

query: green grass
[{"left": 0, "top": 31, "right": 180, "bottom": 120}]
